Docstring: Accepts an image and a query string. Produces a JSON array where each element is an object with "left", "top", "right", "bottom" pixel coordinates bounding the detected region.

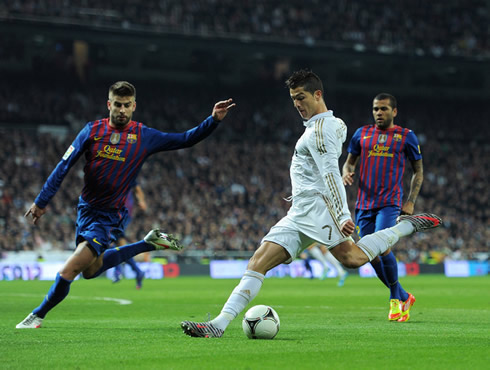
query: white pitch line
[
  {"left": 93, "top": 297, "right": 132, "bottom": 305},
  {"left": 6, "top": 293, "right": 132, "bottom": 305}
]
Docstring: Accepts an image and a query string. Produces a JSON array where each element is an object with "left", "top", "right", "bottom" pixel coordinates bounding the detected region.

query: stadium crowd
[
  {"left": 1, "top": 0, "right": 488, "bottom": 58},
  {"left": 0, "top": 78, "right": 488, "bottom": 264}
]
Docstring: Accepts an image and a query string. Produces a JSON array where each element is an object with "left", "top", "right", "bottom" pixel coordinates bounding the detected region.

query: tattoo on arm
[{"left": 407, "top": 160, "right": 423, "bottom": 204}]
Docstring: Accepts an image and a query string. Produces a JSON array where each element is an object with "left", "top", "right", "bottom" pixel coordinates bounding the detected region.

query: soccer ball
[{"left": 242, "top": 305, "right": 280, "bottom": 339}]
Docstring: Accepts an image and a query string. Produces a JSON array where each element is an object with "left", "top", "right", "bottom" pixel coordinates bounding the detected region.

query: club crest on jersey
[
  {"left": 378, "top": 134, "right": 387, "bottom": 143},
  {"left": 394, "top": 134, "right": 402, "bottom": 142},
  {"left": 127, "top": 133, "right": 138, "bottom": 144},
  {"left": 110, "top": 133, "right": 121, "bottom": 145}
]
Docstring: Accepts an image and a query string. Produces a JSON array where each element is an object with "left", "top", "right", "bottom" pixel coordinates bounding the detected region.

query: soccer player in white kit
[{"left": 181, "top": 69, "right": 442, "bottom": 338}]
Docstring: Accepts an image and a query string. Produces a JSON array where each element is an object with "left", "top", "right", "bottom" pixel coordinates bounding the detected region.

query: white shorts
[{"left": 262, "top": 195, "right": 352, "bottom": 263}]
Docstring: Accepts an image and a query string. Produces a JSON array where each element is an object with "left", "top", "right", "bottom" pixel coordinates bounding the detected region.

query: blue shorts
[
  {"left": 75, "top": 200, "right": 129, "bottom": 256},
  {"left": 114, "top": 215, "right": 132, "bottom": 241},
  {"left": 355, "top": 206, "right": 401, "bottom": 238}
]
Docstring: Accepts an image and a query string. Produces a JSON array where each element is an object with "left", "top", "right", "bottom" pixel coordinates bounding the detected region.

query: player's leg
[
  {"left": 126, "top": 258, "right": 145, "bottom": 289},
  {"left": 331, "top": 213, "right": 442, "bottom": 268},
  {"left": 377, "top": 206, "right": 410, "bottom": 305},
  {"left": 16, "top": 242, "right": 96, "bottom": 328},
  {"left": 116, "top": 236, "right": 144, "bottom": 288},
  {"left": 308, "top": 244, "right": 330, "bottom": 279},
  {"left": 181, "top": 218, "right": 308, "bottom": 338},
  {"left": 356, "top": 209, "right": 390, "bottom": 288},
  {"left": 113, "top": 263, "right": 122, "bottom": 283},
  {"left": 84, "top": 229, "right": 181, "bottom": 278},
  {"left": 181, "top": 241, "right": 290, "bottom": 338},
  {"left": 376, "top": 207, "right": 413, "bottom": 320},
  {"left": 321, "top": 248, "right": 348, "bottom": 286},
  {"left": 301, "top": 252, "right": 314, "bottom": 279}
]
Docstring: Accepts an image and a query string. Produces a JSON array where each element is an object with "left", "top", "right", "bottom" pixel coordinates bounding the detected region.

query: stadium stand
[
  {"left": 1, "top": 0, "right": 489, "bottom": 58},
  {"left": 0, "top": 1, "right": 488, "bottom": 264}
]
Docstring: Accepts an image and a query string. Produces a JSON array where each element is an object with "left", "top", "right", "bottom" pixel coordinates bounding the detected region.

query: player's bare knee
[{"left": 82, "top": 271, "right": 96, "bottom": 279}]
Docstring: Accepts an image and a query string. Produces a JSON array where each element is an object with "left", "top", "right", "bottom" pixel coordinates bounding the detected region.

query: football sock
[
  {"left": 370, "top": 259, "right": 389, "bottom": 288},
  {"left": 212, "top": 270, "right": 265, "bottom": 330},
  {"left": 303, "top": 258, "right": 313, "bottom": 278},
  {"left": 323, "top": 251, "right": 347, "bottom": 277},
  {"left": 381, "top": 252, "right": 408, "bottom": 300},
  {"left": 32, "top": 272, "right": 72, "bottom": 318},
  {"left": 126, "top": 257, "right": 142, "bottom": 274},
  {"left": 114, "top": 263, "right": 122, "bottom": 276},
  {"left": 92, "top": 240, "right": 151, "bottom": 278},
  {"left": 357, "top": 228, "right": 400, "bottom": 261},
  {"left": 391, "top": 221, "right": 415, "bottom": 237},
  {"left": 309, "top": 245, "right": 330, "bottom": 271}
]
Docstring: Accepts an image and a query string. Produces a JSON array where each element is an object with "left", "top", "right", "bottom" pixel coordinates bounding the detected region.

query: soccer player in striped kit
[
  {"left": 342, "top": 93, "right": 423, "bottom": 322},
  {"left": 16, "top": 81, "right": 235, "bottom": 329},
  {"left": 181, "top": 70, "right": 441, "bottom": 338}
]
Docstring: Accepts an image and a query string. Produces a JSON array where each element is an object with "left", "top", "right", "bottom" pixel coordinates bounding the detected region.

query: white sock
[
  {"left": 309, "top": 245, "right": 329, "bottom": 271},
  {"left": 392, "top": 220, "right": 416, "bottom": 237},
  {"left": 357, "top": 228, "right": 400, "bottom": 261},
  {"left": 324, "top": 251, "right": 346, "bottom": 277},
  {"left": 211, "top": 270, "right": 265, "bottom": 330}
]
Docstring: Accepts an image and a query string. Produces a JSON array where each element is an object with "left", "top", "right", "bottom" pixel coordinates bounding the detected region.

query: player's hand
[
  {"left": 342, "top": 172, "right": 355, "bottom": 186},
  {"left": 400, "top": 201, "right": 414, "bottom": 215},
  {"left": 212, "top": 98, "right": 236, "bottom": 122},
  {"left": 24, "top": 203, "right": 47, "bottom": 225},
  {"left": 340, "top": 219, "right": 355, "bottom": 236}
]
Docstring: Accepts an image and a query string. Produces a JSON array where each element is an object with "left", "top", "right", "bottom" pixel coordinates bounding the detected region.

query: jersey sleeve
[
  {"left": 404, "top": 130, "right": 422, "bottom": 161},
  {"left": 34, "top": 124, "right": 91, "bottom": 208},
  {"left": 309, "top": 119, "right": 352, "bottom": 226},
  {"left": 347, "top": 127, "right": 362, "bottom": 155},
  {"left": 145, "top": 115, "right": 220, "bottom": 154}
]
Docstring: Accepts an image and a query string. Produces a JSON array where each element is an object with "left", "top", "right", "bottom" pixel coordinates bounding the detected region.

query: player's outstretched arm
[
  {"left": 24, "top": 203, "right": 47, "bottom": 225},
  {"left": 212, "top": 98, "right": 236, "bottom": 122}
]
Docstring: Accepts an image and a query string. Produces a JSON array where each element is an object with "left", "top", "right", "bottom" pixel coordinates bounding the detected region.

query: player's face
[
  {"left": 290, "top": 87, "right": 323, "bottom": 120},
  {"left": 108, "top": 94, "right": 136, "bottom": 128},
  {"left": 373, "top": 99, "right": 397, "bottom": 129}
]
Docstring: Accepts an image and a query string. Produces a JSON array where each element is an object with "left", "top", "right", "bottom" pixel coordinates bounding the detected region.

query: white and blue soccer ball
[{"left": 242, "top": 305, "right": 280, "bottom": 339}]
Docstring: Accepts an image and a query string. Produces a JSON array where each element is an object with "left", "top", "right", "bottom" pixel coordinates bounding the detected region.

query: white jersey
[
  {"left": 289, "top": 111, "right": 351, "bottom": 226},
  {"left": 262, "top": 111, "right": 353, "bottom": 260}
]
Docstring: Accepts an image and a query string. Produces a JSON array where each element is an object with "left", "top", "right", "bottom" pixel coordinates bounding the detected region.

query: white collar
[{"left": 303, "top": 111, "right": 333, "bottom": 127}]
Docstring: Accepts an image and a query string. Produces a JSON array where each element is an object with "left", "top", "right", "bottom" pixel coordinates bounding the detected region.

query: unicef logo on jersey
[{"left": 110, "top": 133, "right": 121, "bottom": 145}]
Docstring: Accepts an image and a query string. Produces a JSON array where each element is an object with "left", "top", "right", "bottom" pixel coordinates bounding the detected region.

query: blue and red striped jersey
[
  {"left": 125, "top": 182, "right": 137, "bottom": 217},
  {"left": 35, "top": 116, "right": 219, "bottom": 210},
  {"left": 347, "top": 124, "right": 422, "bottom": 210}
]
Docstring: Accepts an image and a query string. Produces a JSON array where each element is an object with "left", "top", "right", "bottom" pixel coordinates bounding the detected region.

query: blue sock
[
  {"left": 126, "top": 258, "right": 142, "bottom": 275},
  {"left": 381, "top": 252, "right": 408, "bottom": 301},
  {"left": 114, "top": 264, "right": 122, "bottom": 275},
  {"left": 32, "top": 273, "right": 72, "bottom": 318},
  {"left": 92, "top": 240, "right": 153, "bottom": 278},
  {"left": 370, "top": 259, "right": 389, "bottom": 288}
]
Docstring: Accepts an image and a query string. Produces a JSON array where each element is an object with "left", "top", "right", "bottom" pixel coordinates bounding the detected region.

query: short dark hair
[
  {"left": 285, "top": 69, "right": 324, "bottom": 96},
  {"left": 374, "top": 93, "right": 397, "bottom": 109},
  {"left": 109, "top": 81, "right": 136, "bottom": 98}
]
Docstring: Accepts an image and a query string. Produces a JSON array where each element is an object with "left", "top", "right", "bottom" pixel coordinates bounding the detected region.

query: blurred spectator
[
  {"left": 0, "top": 78, "right": 488, "bottom": 263},
  {"left": 1, "top": 0, "right": 488, "bottom": 58}
]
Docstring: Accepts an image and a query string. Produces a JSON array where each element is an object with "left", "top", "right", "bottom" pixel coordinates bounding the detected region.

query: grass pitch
[{"left": 2, "top": 275, "right": 489, "bottom": 369}]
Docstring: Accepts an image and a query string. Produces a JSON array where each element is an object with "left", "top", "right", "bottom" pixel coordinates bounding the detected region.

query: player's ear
[
  {"left": 133, "top": 101, "right": 137, "bottom": 111},
  {"left": 107, "top": 100, "right": 111, "bottom": 111},
  {"left": 314, "top": 90, "right": 322, "bottom": 101},
  {"left": 392, "top": 107, "right": 398, "bottom": 117}
]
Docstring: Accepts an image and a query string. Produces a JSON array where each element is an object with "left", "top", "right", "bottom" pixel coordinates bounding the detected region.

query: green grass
[{"left": 1, "top": 275, "right": 489, "bottom": 369}]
